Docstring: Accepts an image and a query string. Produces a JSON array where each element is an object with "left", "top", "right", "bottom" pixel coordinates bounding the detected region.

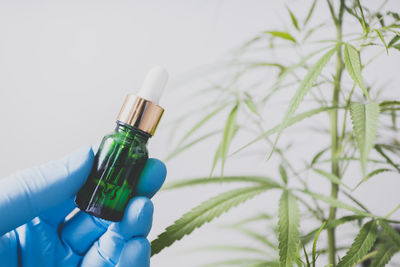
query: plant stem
[
  {"left": 327, "top": 0, "right": 345, "bottom": 265},
  {"left": 385, "top": 202, "right": 400, "bottom": 219},
  {"left": 356, "top": 250, "right": 378, "bottom": 265}
]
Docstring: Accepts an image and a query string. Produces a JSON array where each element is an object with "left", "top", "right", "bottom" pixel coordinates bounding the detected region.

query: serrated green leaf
[
  {"left": 300, "top": 229, "right": 317, "bottom": 247},
  {"left": 380, "top": 100, "right": 400, "bottom": 112},
  {"left": 278, "top": 190, "right": 300, "bottom": 267},
  {"left": 241, "top": 35, "right": 263, "bottom": 49},
  {"left": 381, "top": 221, "right": 400, "bottom": 247},
  {"left": 388, "top": 35, "right": 400, "bottom": 47},
  {"left": 375, "top": 144, "right": 400, "bottom": 172},
  {"left": 211, "top": 142, "right": 223, "bottom": 176},
  {"left": 287, "top": 7, "right": 300, "bottom": 31},
  {"left": 301, "top": 215, "right": 365, "bottom": 245},
  {"left": 310, "top": 147, "right": 329, "bottom": 166},
  {"left": 370, "top": 241, "right": 399, "bottom": 267},
  {"left": 303, "top": 22, "right": 325, "bottom": 42},
  {"left": 344, "top": 5, "right": 364, "bottom": 31},
  {"left": 245, "top": 61, "right": 286, "bottom": 71},
  {"left": 232, "top": 106, "right": 339, "bottom": 157},
  {"left": 302, "top": 190, "right": 373, "bottom": 217},
  {"left": 178, "top": 104, "right": 228, "bottom": 147},
  {"left": 304, "top": 0, "right": 317, "bottom": 26},
  {"left": 343, "top": 191, "right": 372, "bottom": 214},
  {"left": 162, "top": 175, "right": 281, "bottom": 190},
  {"left": 374, "top": 29, "right": 388, "bottom": 53},
  {"left": 313, "top": 168, "right": 351, "bottom": 190},
  {"left": 244, "top": 98, "right": 260, "bottom": 117},
  {"left": 220, "top": 104, "right": 239, "bottom": 175},
  {"left": 196, "top": 245, "right": 267, "bottom": 256},
  {"left": 337, "top": 220, "right": 378, "bottom": 267},
  {"left": 376, "top": 12, "right": 385, "bottom": 27},
  {"left": 279, "top": 164, "right": 288, "bottom": 184},
  {"left": 376, "top": 143, "right": 400, "bottom": 155},
  {"left": 166, "top": 130, "right": 221, "bottom": 161},
  {"left": 233, "top": 213, "right": 272, "bottom": 226},
  {"left": 269, "top": 48, "right": 336, "bottom": 159},
  {"left": 211, "top": 125, "right": 239, "bottom": 176},
  {"left": 343, "top": 43, "right": 369, "bottom": 98},
  {"left": 244, "top": 61, "right": 286, "bottom": 78},
  {"left": 203, "top": 258, "right": 279, "bottom": 267},
  {"left": 265, "top": 46, "right": 332, "bottom": 97},
  {"left": 264, "top": 31, "right": 296, "bottom": 43},
  {"left": 294, "top": 244, "right": 302, "bottom": 267},
  {"left": 237, "top": 227, "right": 277, "bottom": 249},
  {"left": 388, "top": 11, "right": 400, "bottom": 21},
  {"left": 391, "top": 44, "right": 400, "bottom": 51},
  {"left": 353, "top": 168, "right": 392, "bottom": 190},
  {"left": 350, "top": 102, "right": 380, "bottom": 174},
  {"left": 391, "top": 110, "right": 397, "bottom": 130},
  {"left": 302, "top": 241, "right": 311, "bottom": 267},
  {"left": 356, "top": 0, "right": 369, "bottom": 34},
  {"left": 312, "top": 222, "right": 326, "bottom": 267},
  {"left": 325, "top": 215, "right": 365, "bottom": 229},
  {"left": 244, "top": 262, "right": 280, "bottom": 267},
  {"left": 151, "top": 185, "right": 273, "bottom": 256},
  {"left": 344, "top": 2, "right": 369, "bottom": 34}
]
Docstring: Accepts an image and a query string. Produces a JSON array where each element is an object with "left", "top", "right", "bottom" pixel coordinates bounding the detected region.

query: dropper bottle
[{"left": 75, "top": 66, "right": 168, "bottom": 221}]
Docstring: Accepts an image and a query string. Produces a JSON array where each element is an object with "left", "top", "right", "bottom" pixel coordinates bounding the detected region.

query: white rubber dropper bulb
[{"left": 137, "top": 66, "right": 168, "bottom": 104}]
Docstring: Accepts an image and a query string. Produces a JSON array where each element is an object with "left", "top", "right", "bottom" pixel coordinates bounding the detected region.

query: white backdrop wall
[{"left": 1, "top": 1, "right": 400, "bottom": 266}]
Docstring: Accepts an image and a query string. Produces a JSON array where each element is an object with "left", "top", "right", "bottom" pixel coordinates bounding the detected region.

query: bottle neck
[{"left": 115, "top": 121, "right": 150, "bottom": 143}]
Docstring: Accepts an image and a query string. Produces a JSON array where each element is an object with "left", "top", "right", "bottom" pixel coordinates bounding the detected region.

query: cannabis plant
[{"left": 152, "top": 1, "right": 400, "bottom": 266}]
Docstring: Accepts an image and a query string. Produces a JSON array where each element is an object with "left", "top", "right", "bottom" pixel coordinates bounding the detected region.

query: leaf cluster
[{"left": 152, "top": 1, "right": 400, "bottom": 266}]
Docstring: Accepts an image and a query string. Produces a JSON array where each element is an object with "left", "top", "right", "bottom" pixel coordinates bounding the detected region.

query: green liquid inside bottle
[{"left": 75, "top": 122, "right": 149, "bottom": 221}]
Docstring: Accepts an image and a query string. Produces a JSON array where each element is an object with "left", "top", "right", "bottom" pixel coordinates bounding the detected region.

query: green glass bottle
[
  {"left": 75, "top": 123, "right": 150, "bottom": 221},
  {"left": 75, "top": 66, "right": 167, "bottom": 221}
]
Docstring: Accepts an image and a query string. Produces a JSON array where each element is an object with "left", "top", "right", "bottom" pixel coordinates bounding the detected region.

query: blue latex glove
[{"left": 0, "top": 146, "right": 166, "bottom": 267}]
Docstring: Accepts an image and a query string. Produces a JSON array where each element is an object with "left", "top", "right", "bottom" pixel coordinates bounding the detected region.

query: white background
[{"left": 0, "top": 0, "right": 399, "bottom": 266}]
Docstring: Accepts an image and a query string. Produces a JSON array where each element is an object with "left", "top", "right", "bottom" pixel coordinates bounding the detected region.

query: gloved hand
[{"left": 0, "top": 146, "right": 166, "bottom": 267}]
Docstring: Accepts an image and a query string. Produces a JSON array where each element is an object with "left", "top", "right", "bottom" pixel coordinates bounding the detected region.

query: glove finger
[
  {"left": 40, "top": 144, "right": 103, "bottom": 226},
  {"left": 0, "top": 231, "right": 19, "bottom": 267},
  {"left": 135, "top": 158, "right": 167, "bottom": 198},
  {"left": 80, "top": 237, "right": 150, "bottom": 267},
  {"left": 58, "top": 158, "right": 165, "bottom": 255},
  {"left": 116, "top": 237, "right": 150, "bottom": 267},
  {"left": 60, "top": 212, "right": 111, "bottom": 255},
  {"left": 0, "top": 146, "right": 94, "bottom": 236},
  {"left": 108, "top": 197, "right": 153, "bottom": 239},
  {"left": 39, "top": 198, "right": 76, "bottom": 226},
  {"left": 79, "top": 198, "right": 153, "bottom": 267}
]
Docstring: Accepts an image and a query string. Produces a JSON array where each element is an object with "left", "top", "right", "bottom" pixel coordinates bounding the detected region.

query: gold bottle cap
[{"left": 116, "top": 94, "right": 164, "bottom": 136}]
